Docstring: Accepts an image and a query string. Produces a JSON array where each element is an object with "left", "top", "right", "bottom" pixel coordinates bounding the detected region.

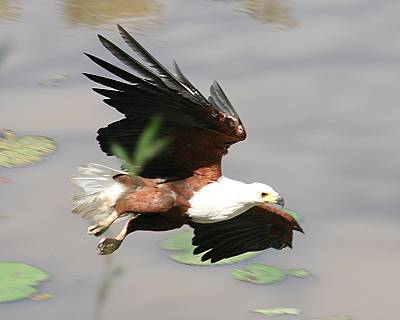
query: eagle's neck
[{"left": 187, "top": 176, "right": 259, "bottom": 223}]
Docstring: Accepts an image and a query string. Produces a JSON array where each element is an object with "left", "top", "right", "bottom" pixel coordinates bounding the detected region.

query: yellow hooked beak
[{"left": 262, "top": 192, "right": 285, "bottom": 207}]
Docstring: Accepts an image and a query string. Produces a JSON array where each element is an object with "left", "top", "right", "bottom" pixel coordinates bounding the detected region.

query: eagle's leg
[
  {"left": 88, "top": 187, "right": 176, "bottom": 237},
  {"left": 87, "top": 210, "right": 119, "bottom": 236},
  {"left": 97, "top": 214, "right": 184, "bottom": 255},
  {"left": 96, "top": 219, "right": 130, "bottom": 255}
]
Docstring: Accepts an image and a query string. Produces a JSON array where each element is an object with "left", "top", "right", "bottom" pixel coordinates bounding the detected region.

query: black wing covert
[{"left": 191, "top": 205, "right": 303, "bottom": 263}]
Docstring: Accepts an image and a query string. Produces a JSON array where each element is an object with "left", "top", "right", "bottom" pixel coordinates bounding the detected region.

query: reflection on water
[
  {"left": 0, "top": 0, "right": 295, "bottom": 29},
  {"left": 241, "top": 0, "right": 297, "bottom": 28},
  {"left": 217, "top": 0, "right": 297, "bottom": 29},
  {"left": 2, "top": 0, "right": 400, "bottom": 319},
  {"left": 62, "top": 0, "right": 164, "bottom": 30},
  {"left": 0, "top": 0, "right": 21, "bottom": 22},
  {"left": 0, "top": 43, "right": 10, "bottom": 62}
]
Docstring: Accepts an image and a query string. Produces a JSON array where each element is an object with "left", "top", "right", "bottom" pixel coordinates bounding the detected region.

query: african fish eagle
[{"left": 71, "top": 25, "right": 303, "bottom": 263}]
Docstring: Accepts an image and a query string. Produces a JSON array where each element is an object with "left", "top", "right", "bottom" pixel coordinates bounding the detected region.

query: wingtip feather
[
  {"left": 117, "top": 24, "right": 127, "bottom": 35},
  {"left": 84, "top": 52, "right": 98, "bottom": 61},
  {"left": 82, "top": 72, "right": 92, "bottom": 79}
]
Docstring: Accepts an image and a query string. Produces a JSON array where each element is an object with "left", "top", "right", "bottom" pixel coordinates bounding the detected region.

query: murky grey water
[{"left": 1, "top": 1, "right": 400, "bottom": 319}]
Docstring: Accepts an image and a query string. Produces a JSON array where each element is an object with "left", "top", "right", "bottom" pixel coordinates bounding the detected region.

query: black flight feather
[
  {"left": 97, "top": 34, "right": 163, "bottom": 85},
  {"left": 83, "top": 73, "right": 132, "bottom": 92},
  {"left": 210, "top": 81, "right": 237, "bottom": 117},
  {"left": 172, "top": 60, "right": 209, "bottom": 103},
  {"left": 117, "top": 25, "right": 196, "bottom": 101},
  {"left": 84, "top": 53, "right": 157, "bottom": 93}
]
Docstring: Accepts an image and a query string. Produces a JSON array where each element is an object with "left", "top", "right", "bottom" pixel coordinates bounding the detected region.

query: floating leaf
[
  {"left": 320, "top": 316, "right": 352, "bottom": 320},
  {"left": 29, "top": 293, "right": 52, "bottom": 301},
  {"left": 286, "top": 268, "right": 312, "bottom": 278},
  {"left": 38, "top": 74, "right": 70, "bottom": 87},
  {"left": 160, "top": 230, "right": 258, "bottom": 265},
  {"left": 160, "top": 230, "right": 193, "bottom": 250},
  {"left": 231, "top": 264, "right": 285, "bottom": 284},
  {"left": 171, "top": 251, "right": 258, "bottom": 266},
  {"left": 0, "top": 262, "right": 49, "bottom": 303},
  {"left": 252, "top": 307, "right": 301, "bottom": 316},
  {"left": 282, "top": 208, "right": 302, "bottom": 223},
  {"left": 0, "top": 130, "right": 56, "bottom": 168}
]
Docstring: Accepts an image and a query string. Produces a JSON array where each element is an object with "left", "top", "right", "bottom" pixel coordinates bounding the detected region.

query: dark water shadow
[{"left": 212, "top": 0, "right": 298, "bottom": 29}]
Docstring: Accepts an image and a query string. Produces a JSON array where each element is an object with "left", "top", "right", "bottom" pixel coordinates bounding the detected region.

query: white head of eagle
[{"left": 187, "top": 177, "right": 284, "bottom": 224}]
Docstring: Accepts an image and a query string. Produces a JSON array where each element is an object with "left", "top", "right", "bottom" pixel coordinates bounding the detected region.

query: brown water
[{"left": 1, "top": 1, "right": 399, "bottom": 319}]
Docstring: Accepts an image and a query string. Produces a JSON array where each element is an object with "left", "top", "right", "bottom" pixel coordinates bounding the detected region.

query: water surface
[{"left": 1, "top": 1, "right": 399, "bottom": 319}]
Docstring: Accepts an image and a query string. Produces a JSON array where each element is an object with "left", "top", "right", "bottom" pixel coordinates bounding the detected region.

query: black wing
[
  {"left": 85, "top": 25, "right": 246, "bottom": 178},
  {"left": 191, "top": 205, "right": 303, "bottom": 263}
]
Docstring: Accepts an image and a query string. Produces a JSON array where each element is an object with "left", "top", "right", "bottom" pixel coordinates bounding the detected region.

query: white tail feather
[{"left": 71, "top": 163, "right": 128, "bottom": 222}]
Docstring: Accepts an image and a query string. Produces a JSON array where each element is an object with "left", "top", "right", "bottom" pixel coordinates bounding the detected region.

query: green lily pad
[
  {"left": 231, "top": 264, "right": 285, "bottom": 284},
  {"left": 0, "top": 262, "right": 49, "bottom": 303},
  {"left": 30, "top": 293, "right": 52, "bottom": 301},
  {"left": 252, "top": 307, "right": 301, "bottom": 316},
  {"left": 286, "top": 268, "right": 312, "bottom": 278},
  {"left": 282, "top": 208, "right": 302, "bottom": 223},
  {"left": 170, "top": 251, "right": 258, "bottom": 266},
  {"left": 160, "top": 230, "right": 258, "bottom": 265},
  {"left": 160, "top": 230, "right": 193, "bottom": 250},
  {"left": 0, "top": 130, "right": 56, "bottom": 168},
  {"left": 320, "top": 316, "right": 352, "bottom": 320}
]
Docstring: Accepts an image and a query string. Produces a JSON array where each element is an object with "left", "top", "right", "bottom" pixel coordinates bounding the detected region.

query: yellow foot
[{"left": 97, "top": 238, "right": 122, "bottom": 255}]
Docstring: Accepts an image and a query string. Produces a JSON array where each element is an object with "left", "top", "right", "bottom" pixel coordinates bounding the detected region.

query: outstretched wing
[
  {"left": 191, "top": 205, "right": 303, "bottom": 263},
  {"left": 85, "top": 25, "right": 246, "bottom": 179}
]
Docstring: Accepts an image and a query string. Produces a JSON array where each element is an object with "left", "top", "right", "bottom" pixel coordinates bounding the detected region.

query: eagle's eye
[{"left": 261, "top": 192, "right": 269, "bottom": 197}]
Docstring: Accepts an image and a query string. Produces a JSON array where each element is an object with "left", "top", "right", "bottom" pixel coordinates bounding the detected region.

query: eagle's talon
[
  {"left": 97, "top": 238, "right": 121, "bottom": 255},
  {"left": 87, "top": 224, "right": 108, "bottom": 237}
]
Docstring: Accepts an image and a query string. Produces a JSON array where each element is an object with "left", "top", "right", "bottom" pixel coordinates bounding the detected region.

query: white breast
[{"left": 187, "top": 176, "right": 257, "bottom": 223}]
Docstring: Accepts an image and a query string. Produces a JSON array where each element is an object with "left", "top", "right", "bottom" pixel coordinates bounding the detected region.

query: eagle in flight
[{"left": 72, "top": 25, "right": 303, "bottom": 263}]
